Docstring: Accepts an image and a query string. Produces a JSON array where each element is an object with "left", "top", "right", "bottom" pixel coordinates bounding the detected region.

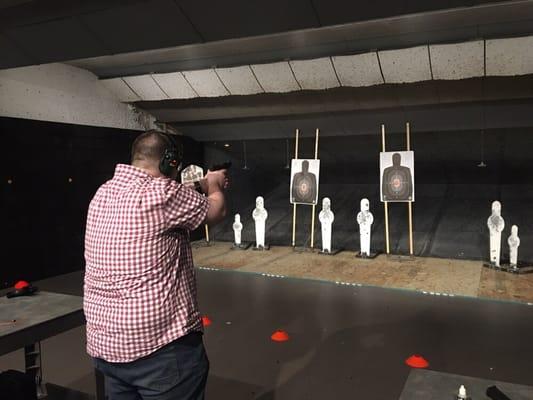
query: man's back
[{"left": 84, "top": 164, "right": 208, "bottom": 363}]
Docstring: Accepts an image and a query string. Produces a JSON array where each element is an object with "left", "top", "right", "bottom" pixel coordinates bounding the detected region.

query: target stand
[
  {"left": 231, "top": 242, "right": 252, "bottom": 250},
  {"left": 355, "top": 251, "right": 379, "bottom": 259},
  {"left": 252, "top": 244, "right": 271, "bottom": 251},
  {"left": 381, "top": 123, "right": 415, "bottom": 258},
  {"left": 319, "top": 248, "right": 343, "bottom": 256},
  {"left": 291, "top": 128, "right": 322, "bottom": 252},
  {"left": 483, "top": 261, "right": 533, "bottom": 274}
]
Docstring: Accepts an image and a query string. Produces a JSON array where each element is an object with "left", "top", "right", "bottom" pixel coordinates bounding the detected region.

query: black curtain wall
[{"left": 0, "top": 117, "right": 203, "bottom": 289}]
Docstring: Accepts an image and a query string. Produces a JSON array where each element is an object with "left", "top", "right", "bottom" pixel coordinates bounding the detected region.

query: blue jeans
[{"left": 93, "top": 332, "right": 209, "bottom": 400}]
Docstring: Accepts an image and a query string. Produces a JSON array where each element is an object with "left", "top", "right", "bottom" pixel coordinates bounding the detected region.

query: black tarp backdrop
[
  {"left": 2, "top": 118, "right": 532, "bottom": 287},
  {"left": 206, "top": 128, "right": 533, "bottom": 263},
  {"left": 0, "top": 117, "right": 204, "bottom": 289}
]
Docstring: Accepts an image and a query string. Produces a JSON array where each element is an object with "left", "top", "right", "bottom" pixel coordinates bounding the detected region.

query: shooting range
[{"left": 2, "top": 1, "right": 533, "bottom": 399}]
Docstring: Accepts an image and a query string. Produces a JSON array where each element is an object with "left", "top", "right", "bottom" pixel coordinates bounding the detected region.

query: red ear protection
[
  {"left": 14, "top": 281, "right": 30, "bottom": 290},
  {"left": 6, "top": 281, "right": 37, "bottom": 298}
]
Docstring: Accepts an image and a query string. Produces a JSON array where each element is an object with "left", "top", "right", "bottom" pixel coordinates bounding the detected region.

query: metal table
[
  {"left": 399, "top": 369, "right": 533, "bottom": 400},
  {"left": 0, "top": 291, "right": 103, "bottom": 399}
]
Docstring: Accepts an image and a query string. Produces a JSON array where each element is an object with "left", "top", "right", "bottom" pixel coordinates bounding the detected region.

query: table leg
[
  {"left": 24, "top": 342, "right": 47, "bottom": 399},
  {"left": 95, "top": 367, "right": 106, "bottom": 400}
]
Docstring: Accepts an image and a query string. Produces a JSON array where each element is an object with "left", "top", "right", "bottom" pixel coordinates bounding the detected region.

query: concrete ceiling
[
  {"left": 1, "top": 0, "right": 527, "bottom": 71},
  {"left": 3, "top": 0, "right": 533, "bottom": 143},
  {"left": 66, "top": 1, "right": 533, "bottom": 78},
  {"left": 96, "top": 35, "right": 533, "bottom": 103},
  {"left": 137, "top": 75, "right": 533, "bottom": 121},
  {"left": 169, "top": 99, "right": 533, "bottom": 141}
]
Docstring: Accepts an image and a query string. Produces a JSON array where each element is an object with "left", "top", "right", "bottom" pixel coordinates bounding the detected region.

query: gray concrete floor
[{"left": 2, "top": 268, "right": 533, "bottom": 399}]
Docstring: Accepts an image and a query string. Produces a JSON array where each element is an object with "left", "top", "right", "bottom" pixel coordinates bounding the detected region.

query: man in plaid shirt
[{"left": 84, "top": 130, "right": 228, "bottom": 400}]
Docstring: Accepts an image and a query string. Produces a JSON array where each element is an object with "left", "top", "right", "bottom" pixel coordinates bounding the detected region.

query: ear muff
[
  {"left": 159, "top": 134, "right": 184, "bottom": 176},
  {"left": 159, "top": 148, "right": 179, "bottom": 176}
]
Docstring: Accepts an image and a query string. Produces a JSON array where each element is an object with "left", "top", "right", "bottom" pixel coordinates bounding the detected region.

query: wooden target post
[
  {"left": 381, "top": 122, "right": 414, "bottom": 256},
  {"left": 310, "top": 129, "right": 320, "bottom": 248},
  {"left": 382, "top": 124, "right": 391, "bottom": 255},
  {"left": 406, "top": 123, "right": 414, "bottom": 255},
  {"left": 291, "top": 129, "right": 299, "bottom": 247},
  {"left": 291, "top": 128, "right": 320, "bottom": 249}
]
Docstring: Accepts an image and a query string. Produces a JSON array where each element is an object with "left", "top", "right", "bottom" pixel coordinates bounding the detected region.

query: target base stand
[
  {"left": 231, "top": 242, "right": 252, "bottom": 250},
  {"left": 252, "top": 244, "right": 271, "bottom": 251},
  {"left": 319, "top": 248, "right": 342, "bottom": 256},
  {"left": 355, "top": 251, "right": 379, "bottom": 259},
  {"left": 483, "top": 262, "right": 533, "bottom": 274}
]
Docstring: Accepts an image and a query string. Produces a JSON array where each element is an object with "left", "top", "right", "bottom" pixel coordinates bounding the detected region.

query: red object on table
[
  {"left": 271, "top": 330, "right": 289, "bottom": 342},
  {"left": 405, "top": 354, "right": 429, "bottom": 368},
  {"left": 14, "top": 281, "right": 30, "bottom": 290}
]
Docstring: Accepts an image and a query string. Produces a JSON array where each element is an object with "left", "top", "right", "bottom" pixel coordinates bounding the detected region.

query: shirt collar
[{"left": 114, "top": 164, "right": 153, "bottom": 180}]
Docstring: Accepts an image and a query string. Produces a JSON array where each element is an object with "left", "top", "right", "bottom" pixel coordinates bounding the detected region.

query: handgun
[{"left": 209, "top": 161, "right": 232, "bottom": 171}]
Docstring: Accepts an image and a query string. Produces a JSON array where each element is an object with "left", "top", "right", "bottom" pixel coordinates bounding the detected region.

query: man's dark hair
[{"left": 131, "top": 130, "right": 175, "bottom": 164}]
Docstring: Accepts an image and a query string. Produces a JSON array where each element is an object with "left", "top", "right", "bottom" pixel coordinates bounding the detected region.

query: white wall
[{"left": 0, "top": 63, "right": 156, "bottom": 131}]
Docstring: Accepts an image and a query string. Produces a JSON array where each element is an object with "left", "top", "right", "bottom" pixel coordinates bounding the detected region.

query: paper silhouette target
[
  {"left": 380, "top": 151, "right": 415, "bottom": 202},
  {"left": 290, "top": 159, "right": 320, "bottom": 205}
]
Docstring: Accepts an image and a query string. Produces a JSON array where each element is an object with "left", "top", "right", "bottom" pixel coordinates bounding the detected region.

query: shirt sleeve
[{"left": 164, "top": 182, "right": 209, "bottom": 231}]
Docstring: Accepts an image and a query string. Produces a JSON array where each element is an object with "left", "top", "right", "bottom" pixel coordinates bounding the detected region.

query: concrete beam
[{"left": 0, "top": 63, "right": 156, "bottom": 130}]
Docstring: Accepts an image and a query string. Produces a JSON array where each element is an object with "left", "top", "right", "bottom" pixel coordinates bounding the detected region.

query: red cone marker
[
  {"left": 202, "top": 316, "right": 212, "bottom": 327},
  {"left": 271, "top": 330, "right": 289, "bottom": 342},
  {"left": 405, "top": 354, "right": 429, "bottom": 368}
]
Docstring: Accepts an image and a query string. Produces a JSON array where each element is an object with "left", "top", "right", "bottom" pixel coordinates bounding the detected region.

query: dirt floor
[{"left": 192, "top": 241, "right": 533, "bottom": 304}]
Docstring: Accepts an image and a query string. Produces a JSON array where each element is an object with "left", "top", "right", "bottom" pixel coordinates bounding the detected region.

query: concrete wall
[{"left": 0, "top": 63, "right": 156, "bottom": 131}]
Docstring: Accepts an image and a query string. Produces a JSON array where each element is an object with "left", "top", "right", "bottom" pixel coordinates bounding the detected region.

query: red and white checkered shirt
[{"left": 84, "top": 164, "right": 208, "bottom": 363}]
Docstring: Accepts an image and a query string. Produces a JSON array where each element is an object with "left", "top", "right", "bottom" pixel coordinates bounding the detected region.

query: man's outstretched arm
[{"left": 200, "top": 169, "right": 229, "bottom": 226}]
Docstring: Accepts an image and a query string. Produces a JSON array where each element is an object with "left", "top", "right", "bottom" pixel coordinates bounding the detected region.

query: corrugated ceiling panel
[
  {"left": 289, "top": 57, "right": 339, "bottom": 90},
  {"left": 251, "top": 62, "right": 300, "bottom": 93},
  {"left": 99, "top": 78, "right": 140, "bottom": 102},
  {"left": 486, "top": 36, "right": 533, "bottom": 76},
  {"left": 215, "top": 66, "right": 264, "bottom": 95},
  {"left": 152, "top": 72, "right": 198, "bottom": 99},
  {"left": 378, "top": 45, "right": 431, "bottom": 83},
  {"left": 182, "top": 69, "right": 229, "bottom": 97},
  {"left": 332, "top": 52, "right": 383, "bottom": 87},
  {"left": 430, "top": 41, "right": 484, "bottom": 80},
  {"left": 122, "top": 75, "right": 168, "bottom": 101}
]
